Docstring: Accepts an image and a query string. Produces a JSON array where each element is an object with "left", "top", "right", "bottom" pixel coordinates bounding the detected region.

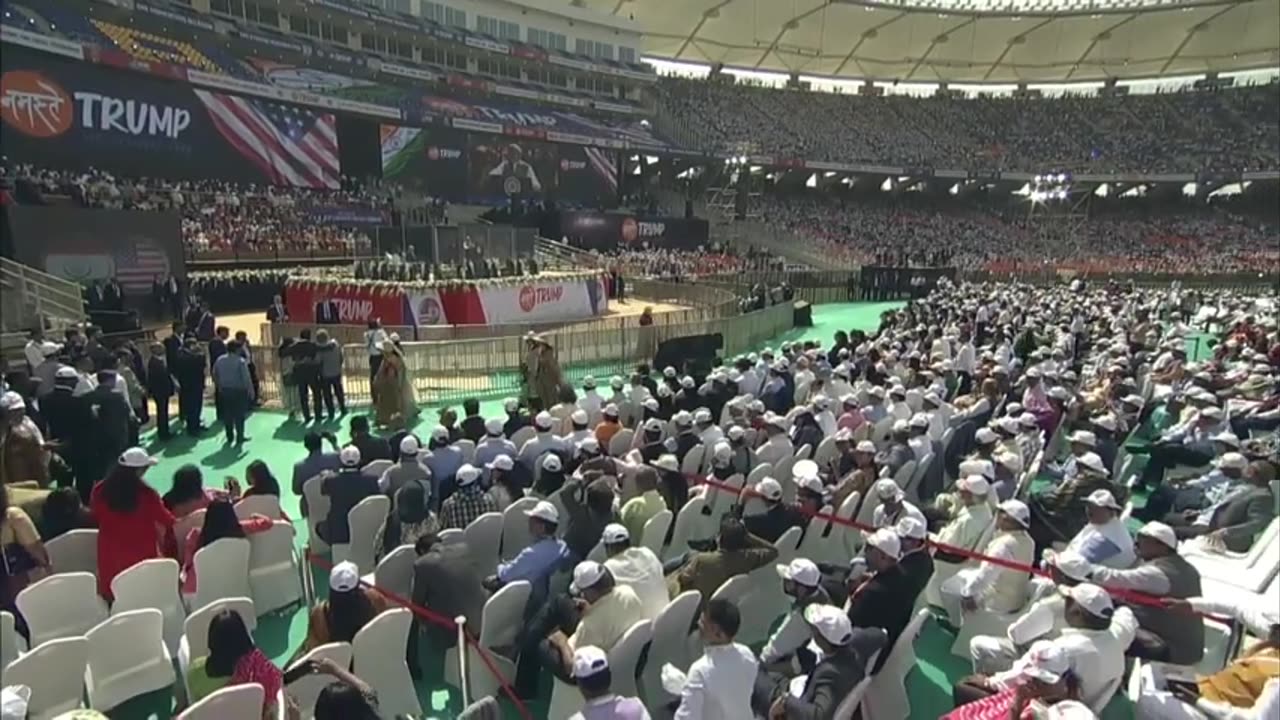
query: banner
[
  {"left": 560, "top": 212, "right": 710, "bottom": 251},
  {"left": 0, "top": 47, "right": 339, "bottom": 188},
  {"left": 284, "top": 282, "right": 407, "bottom": 325},
  {"left": 476, "top": 275, "right": 608, "bottom": 325},
  {"left": 306, "top": 206, "right": 390, "bottom": 226},
  {"left": 7, "top": 207, "right": 185, "bottom": 295},
  {"left": 407, "top": 289, "right": 446, "bottom": 325}
]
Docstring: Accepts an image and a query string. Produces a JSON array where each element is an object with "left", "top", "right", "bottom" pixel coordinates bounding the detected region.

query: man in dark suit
[
  {"left": 42, "top": 367, "right": 94, "bottom": 498},
  {"left": 164, "top": 275, "right": 182, "bottom": 319},
  {"left": 84, "top": 325, "right": 111, "bottom": 373},
  {"left": 193, "top": 303, "right": 216, "bottom": 341},
  {"left": 751, "top": 604, "right": 884, "bottom": 720},
  {"left": 409, "top": 533, "right": 488, "bottom": 674},
  {"left": 104, "top": 278, "right": 124, "bottom": 311},
  {"left": 844, "top": 528, "right": 918, "bottom": 672},
  {"left": 1168, "top": 459, "right": 1276, "bottom": 552},
  {"left": 173, "top": 335, "right": 207, "bottom": 435},
  {"left": 84, "top": 371, "right": 134, "bottom": 486},
  {"left": 292, "top": 329, "right": 323, "bottom": 422},
  {"left": 207, "top": 326, "right": 229, "bottom": 370},
  {"left": 894, "top": 516, "right": 936, "bottom": 600},
  {"left": 738, "top": 478, "right": 807, "bottom": 543},
  {"left": 266, "top": 294, "right": 289, "bottom": 323},
  {"left": 314, "top": 297, "right": 340, "bottom": 325},
  {"left": 145, "top": 342, "right": 176, "bottom": 440}
]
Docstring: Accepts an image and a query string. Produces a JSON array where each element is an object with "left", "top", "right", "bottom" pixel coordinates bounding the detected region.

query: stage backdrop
[
  {"left": 7, "top": 206, "right": 184, "bottom": 295},
  {"left": 559, "top": 211, "right": 710, "bottom": 251},
  {"left": 0, "top": 46, "right": 340, "bottom": 188},
  {"left": 286, "top": 273, "right": 609, "bottom": 327}
]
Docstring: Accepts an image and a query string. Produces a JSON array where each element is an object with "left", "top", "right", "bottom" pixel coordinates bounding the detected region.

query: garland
[{"left": 283, "top": 270, "right": 605, "bottom": 294}]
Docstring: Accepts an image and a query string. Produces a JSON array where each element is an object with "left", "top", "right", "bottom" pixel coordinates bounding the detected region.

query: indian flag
[{"left": 379, "top": 125, "right": 424, "bottom": 178}]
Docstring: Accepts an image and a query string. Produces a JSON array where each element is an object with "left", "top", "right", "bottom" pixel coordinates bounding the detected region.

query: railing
[
  {"left": 248, "top": 300, "right": 794, "bottom": 407},
  {"left": 0, "top": 257, "right": 85, "bottom": 332}
]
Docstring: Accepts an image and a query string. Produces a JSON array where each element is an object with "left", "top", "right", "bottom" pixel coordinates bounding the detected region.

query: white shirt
[
  {"left": 578, "top": 390, "right": 604, "bottom": 418},
  {"left": 996, "top": 607, "right": 1138, "bottom": 708},
  {"left": 953, "top": 530, "right": 1035, "bottom": 613},
  {"left": 755, "top": 435, "right": 793, "bottom": 467},
  {"left": 673, "top": 643, "right": 759, "bottom": 720},
  {"left": 955, "top": 343, "right": 977, "bottom": 374},
  {"left": 365, "top": 328, "right": 388, "bottom": 356},
  {"left": 605, "top": 547, "right": 669, "bottom": 622},
  {"left": 871, "top": 499, "right": 925, "bottom": 529}
]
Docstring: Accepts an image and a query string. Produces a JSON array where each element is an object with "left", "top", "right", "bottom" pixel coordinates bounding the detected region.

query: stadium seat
[
  {"left": 444, "top": 580, "right": 530, "bottom": 700},
  {"left": 45, "top": 528, "right": 97, "bottom": 578},
  {"left": 352, "top": 608, "right": 421, "bottom": 718},
  {"left": 331, "top": 495, "right": 391, "bottom": 575},
  {"left": 15, "top": 572, "right": 107, "bottom": 648},
  {"left": 235, "top": 494, "right": 282, "bottom": 521},
  {"left": 500, "top": 496, "right": 540, "bottom": 559},
  {"left": 177, "top": 683, "right": 264, "bottom": 720},
  {"left": 640, "top": 509, "right": 673, "bottom": 556},
  {"left": 84, "top": 609, "right": 176, "bottom": 711},
  {"left": 641, "top": 591, "right": 700, "bottom": 705},
  {"left": 110, "top": 558, "right": 186, "bottom": 654},
  {"left": 187, "top": 537, "right": 252, "bottom": 612},
  {"left": 3, "top": 636, "right": 89, "bottom": 718},
  {"left": 178, "top": 598, "right": 257, "bottom": 699},
  {"left": 301, "top": 476, "right": 330, "bottom": 553},
  {"left": 283, "top": 643, "right": 353, "bottom": 719},
  {"left": 859, "top": 608, "right": 931, "bottom": 720},
  {"left": 1, "top": 610, "right": 26, "bottom": 670},
  {"left": 364, "top": 544, "right": 417, "bottom": 599},
  {"left": 665, "top": 495, "right": 709, "bottom": 561},
  {"left": 248, "top": 521, "right": 303, "bottom": 613},
  {"left": 463, "top": 511, "right": 504, "bottom": 570}
]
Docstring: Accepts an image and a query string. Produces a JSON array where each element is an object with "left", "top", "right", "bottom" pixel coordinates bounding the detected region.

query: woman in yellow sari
[{"left": 372, "top": 340, "right": 416, "bottom": 428}]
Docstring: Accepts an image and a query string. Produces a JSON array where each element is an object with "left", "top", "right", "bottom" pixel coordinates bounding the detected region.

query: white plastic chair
[
  {"left": 834, "top": 639, "right": 885, "bottom": 720},
  {"left": 364, "top": 544, "right": 417, "bottom": 599},
  {"left": 248, "top": 521, "right": 303, "bottom": 613},
  {"left": 464, "top": 511, "right": 504, "bottom": 570},
  {"left": 709, "top": 574, "right": 751, "bottom": 605},
  {"left": 45, "top": 528, "right": 98, "bottom": 578},
  {"left": 302, "top": 476, "right": 330, "bottom": 552},
  {"left": 859, "top": 608, "right": 931, "bottom": 720},
  {"left": 282, "top": 642, "right": 352, "bottom": 720},
  {"left": 235, "top": 494, "right": 282, "bottom": 521},
  {"left": 177, "top": 597, "right": 257, "bottom": 698},
  {"left": 177, "top": 682, "right": 265, "bottom": 720},
  {"left": 84, "top": 608, "right": 176, "bottom": 711},
  {"left": 832, "top": 491, "right": 863, "bottom": 555},
  {"left": 361, "top": 459, "right": 393, "bottom": 479},
  {"left": 892, "top": 460, "right": 917, "bottom": 489},
  {"left": 640, "top": 510, "right": 673, "bottom": 557},
  {"left": 188, "top": 537, "right": 252, "bottom": 612},
  {"left": 746, "top": 462, "right": 773, "bottom": 488},
  {"left": 737, "top": 527, "right": 803, "bottom": 646},
  {"left": 641, "top": 591, "right": 700, "bottom": 706},
  {"left": 704, "top": 473, "right": 744, "bottom": 523},
  {"left": 175, "top": 509, "right": 208, "bottom": 558},
  {"left": 332, "top": 495, "right": 391, "bottom": 575},
  {"left": 607, "top": 619, "right": 652, "bottom": 697},
  {"left": 608, "top": 428, "right": 634, "bottom": 457},
  {"left": 903, "top": 453, "right": 933, "bottom": 502},
  {"left": 680, "top": 444, "right": 706, "bottom": 477},
  {"left": 499, "top": 496, "right": 540, "bottom": 560},
  {"left": 445, "top": 580, "right": 531, "bottom": 700},
  {"left": 510, "top": 425, "right": 537, "bottom": 450},
  {"left": 110, "top": 558, "right": 186, "bottom": 654},
  {"left": 4, "top": 636, "right": 89, "bottom": 718},
  {"left": 1, "top": 610, "right": 26, "bottom": 670},
  {"left": 352, "top": 608, "right": 421, "bottom": 718},
  {"left": 664, "top": 495, "right": 709, "bottom": 561},
  {"left": 453, "top": 439, "right": 477, "bottom": 464},
  {"left": 797, "top": 504, "right": 837, "bottom": 565},
  {"left": 813, "top": 436, "right": 838, "bottom": 468},
  {"left": 15, "top": 572, "right": 107, "bottom": 648},
  {"left": 794, "top": 443, "right": 813, "bottom": 461}
]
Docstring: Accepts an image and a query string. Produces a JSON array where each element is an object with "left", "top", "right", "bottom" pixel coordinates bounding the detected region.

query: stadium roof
[{"left": 575, "top": 0, "right": 1280, "bottom": 84}]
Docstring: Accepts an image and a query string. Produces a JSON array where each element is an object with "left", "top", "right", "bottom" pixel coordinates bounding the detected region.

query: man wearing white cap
[
  {"left": 693, "top": 408, "right": 724, "bottom": 449},
  {"left": 439, "top": 464, "right": 497, "bottom": 530},
  {"left": 877, "top": 419, "right": 913, "bottom": 478},
  {"left": 760, "top": 559, "right": 832, "bottom": 667},
  {"left": 1060, "top": 489, "right": 1136, "bottom": 569},
  {"left": 754, "top": 414, "right": 794, "bottom": 467},
  {"left": 318, "top": 445, "right": 380, "bottom": 545},
  {"left": 1016, "top": 413, "right": 1044, "bottom": 470},
  {"left": 1137, "top": 404, "right": 1227, "bottom": 490},
  {"left": 870, "top": 479, "right": 925, "bottom": 530},
  {"left": 378, "top": 435, "right": 433, "bottom": 499},
  {"left": 492, "top": 500, "right": 566, "bottom": 592},
  {"left": 502, "top": 397, "right": 531, "bottom": 439},
  {"left": 895, "top": 516, "right": 935, "bottom": 600},
  {"left": 539, "top": 562, "right": 643, "bottom": 682},
  {"left": 953, "top": 639, "right": 1081, "bottom": 713},
  {"left": 751, "top": 603, "right": 886, "bottom": 720},
  {"left": 969, "top": 551, "right": 1093, "bottom": 674},
  {"left": 600, "top": 523, "right": 667, "bottom": 621},
  {"left": 1043, "top": 430, "right": 1097, "bottom": 484},
  {"left": 1136, "top": 447, "right": 1247, "bottom": 519},
  {"left": 668, "top": 411, "right": 701, "bottom": 467},
  {"left": 1027, "top": 451, "right": 1117, "bottom": 552},
  {"left": 1084, "top": 521, "right": 1204, "bottom": 666},
  {"left": 907, "top": 413, "right": 937, "bottom": 464},
  {"left": 1169, "top": 459, "right": 1276, "bottom": 552},
  {"left": 846, "top": 529, "right": 916, "bottom": 672},
  {"left": 932, "top": 475, "right": 995, "bottom": 558},
  {"left": 940, "top": 500, "right": 1036, "bottom": 625},
  {"left": 474, "top": 417, "right": 518, "bottom": 470},
  {"left": 577, "top": 376, "right": 604, "bottom": 421},
  {"left": 618, "top": 467, "right": 665, "bottom": 544},
  {"left": 740, "top": 477, "right": 805, "bottom": 544},
  {"left": 567, "top": 646, "right": 649, "bottom": 720},
  {"left": 517, "top": 411, "right": 569, "bottom": 472}
]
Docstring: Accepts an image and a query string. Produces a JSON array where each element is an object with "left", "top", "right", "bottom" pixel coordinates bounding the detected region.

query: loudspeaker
[
  {"left": 654, "top": 333, "right": 723, "bottom": 376},
  {"left": 793, "top": 301, "right": 813, "bottom": 327}
]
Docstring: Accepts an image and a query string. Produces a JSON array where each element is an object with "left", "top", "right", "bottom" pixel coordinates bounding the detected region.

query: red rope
[
  {"left": 305, "top": 550, "right": 535, "bottom": 720},
  {"left": 687, "top": 473, "right": 1236, "bottom": 624}
]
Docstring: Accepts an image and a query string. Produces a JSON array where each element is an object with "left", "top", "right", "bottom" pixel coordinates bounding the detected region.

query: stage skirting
[{"left": 284, "top": 273, "right": 610, "bottom": 326}]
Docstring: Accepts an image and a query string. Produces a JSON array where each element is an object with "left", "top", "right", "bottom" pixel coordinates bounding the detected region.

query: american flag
[
  {"left": 584, "top": 147, "right": 618, "bottom": 192},
  {"left": 194, "top": 90, "right": 339, "bottom": 189},
  {"left": 113, "top": 241, "right": 171, "bottom": 294}
]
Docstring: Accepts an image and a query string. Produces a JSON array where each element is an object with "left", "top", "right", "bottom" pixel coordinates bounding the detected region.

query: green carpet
[{"left": 102, "top": 300, "right": 1123, "bottom": 719}]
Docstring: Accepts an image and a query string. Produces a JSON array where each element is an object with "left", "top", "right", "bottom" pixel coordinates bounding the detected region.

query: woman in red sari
[
  {"left": 89, "top": 447, "right": 175, "bottom": 600},
  {"left": 946, "top": 640, "right": 1089, "bottom": 720}
]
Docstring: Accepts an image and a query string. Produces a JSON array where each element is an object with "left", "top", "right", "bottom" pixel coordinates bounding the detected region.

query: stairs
[{"left": 0, "top": 257, "right": 86, "bottom": 334}]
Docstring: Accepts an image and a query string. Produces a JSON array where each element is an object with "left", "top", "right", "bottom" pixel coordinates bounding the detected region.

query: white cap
[
  {"left": 803, "top": 604, "right": 855, "bottom": 646},
  {"left": 603, "top": 404, "right": 619, "bottom": 418},
  {"left": 777, "top": 558, "right": 822, "bottom": 588},
  {"left": 1047, "top": 550, "right": 1091, "bottom": 581},
  {"left": 534, "top": 411, "right": 554, "bottom": 430},
  {"left": 54, "top": 366, "right": 78, "bottom": 379},
  {"left": 653, "top": 454, "right": 679, "bottom": 472},
  {"left": 571, "top": 645, "right": 609, "bottom": 680},
  {"left": 1200, "top": 406, "right": 1224, "bottom": 420},
  {"left": 339, "top": 445, "right": 362, "bottom": 467},
  {"left": 1076, "top": 452, "right": 1108, "bottom": 476},
  {"left": 541, "top": 454, "right": 563, "bottom": 472},
  {"left": 582, "top": 376, "right": 597, "bottom": 389},
  {"left": 1019, "top": 412, "right": 1039, "bottom": 428},
  {"left": 578, "top": 437, "right": 600, "bottom": 455},
  {"left": 680, "top": 376, "right": 696, "bottom": 389},
  {"left": 1044, "top": 701, "right": 1096, "bottom": 720},
  {"left": 958, "top": 475, "right": 991, "bottom": 496},
  {"left": 1062, "top": 583, "right": 1114, "bottom": 618},
  {"left": 503, "top": 398, "right": 520, "bottom": 412},
  {"left": 795, "top": 474, "right": 825, "bottom": 496},
  {"left": 874, "top": 479, "right": 903, "bottom": 500},
  {"left": 998, "top": 499, "right": 1031, "bottom": 527},
  {"left": 866, "top": 528, "right": 902, "bottom": 560},
  {"left": 485, "top": 418, "right": 504, "bottom": 435},
  {"left": 329, "top": 561, "right": 360, "bottom": 592},
  {"left": 974, "top": 427, "right": 999, "bottom": 445},
  {"left": 525, "top": 500, "right": 560, "bottom": 524},
  {"left": 1049, "top": 387, "right": 1071, "bottom": 400},
  {"left": 431, "top": 426, "right": 449, "bottom": 441},
  {"left": 1212, "top": 431, "right": 1241, "bottom": 448},
  {"left": 1137, "top": 521, "right": 1178, "bottom": 549},
  {"left": 1067, "top": 430, "right": 1097, "bottom": 447},
  {"left": 1084, "top": 489, "right": 1122, "bottom": 511},
  {"left": 727, "top": 425, "right": 746, "bottom": 441},
  {"left": 995, "top": 451, "right": 1024, "bottom": 473},
  {"left": 399, "top": 436, "right": 420, "bottom": 456},
  {"left": 602, "top": 523, "right": 630, "bottom": 544},
  {"left": 922, "top": 392, "right": 942, "bottom": 407},
  {"left": 672, "top": 410, "right": 693, "bottom": 426},
  {"left": 855, "top": 440, "right": 877, "bottom": 454},
  {"left": 118, "top": 447, "right": 159, "bottom": 468},
  {"left": 643, "top": 397, "right": 661, "bottom": 411},
  {"left": 712, "top": 442, "right": 733, "bottom": 463},
  {"left": 1216, "top": 452, "right": 1248, "bottom": 470},
  {"left": 1015, "top": 640, "right": 1072, "bottom": 684},
  {"left": 892, "top": 419, "right": 910, "bottom": 434},
  {"left": 895, "top": 516, "right": 928, "bottom": 540},
  {"left": 456, "top": 464, "right": 481, "bottom": 486},
  {"left": 643, "top": 417, "right": 664, "bottom": 433},
  {"left": 571, "top": 560, "right": 607, "bottom": 592},
  {"left": 0, "top": 392, "right": 25, "bottom": 411},
  {"left": 959, "top": 459, "right": 996, "bottom": 480},
  {"left": 663, "top": 366, "right": 677, "bottom": 378},
  {"left": 610, "top": 376, "right": 624, "bottom": 389},
  {"left": 756, "top": 478, "right": 784, "bottom": 501},
  {"left": 693, "top": 408, "right": 713, "bottom": 424},
  {"left": 812, "top": 395, "right": 831, "bottom": 410},
  {"left": 792, "top": 459, "right": 819, "bottom": 482},
  {"left": 571, "top": 409, "right": 589, "bottom": 425},
  {"left": 0, "top": 686, "right": 29, "bottom": 719},
  {"left": 1093, "top": 415, "right": 1118, "bottom": 432},
  {"left": 486, "top": 454, "right": 514, "bottom": 472}
]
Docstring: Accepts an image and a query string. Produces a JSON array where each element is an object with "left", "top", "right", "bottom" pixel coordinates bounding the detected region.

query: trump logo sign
[{"left": 519, "top": 285, "right": 564, "bottom": 312}]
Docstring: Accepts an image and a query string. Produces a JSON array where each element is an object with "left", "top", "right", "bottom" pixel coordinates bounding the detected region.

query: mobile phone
[
  {"left": 283, "top": 660, "right": 317, "bottom": 685},
  {"left": 1166, "top": 679, "right": 1199, "bottom": 699}
]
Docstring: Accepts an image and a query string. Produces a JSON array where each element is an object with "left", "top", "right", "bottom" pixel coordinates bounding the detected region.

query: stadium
[{"left": 0, "top": 0, "right": 1276, "bottom": 718}]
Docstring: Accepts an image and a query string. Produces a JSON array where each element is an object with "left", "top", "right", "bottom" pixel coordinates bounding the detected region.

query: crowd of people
[
  {"left": 3, "top": 273, "right": 1277, "bottom": 719},
  {"left": 591, "top": 246, "right": 786, "bottom": 280},
  {"left": 760, "top": 194, "right": 1280, "bottom": 274},
  {"left": 657, "top": 78, "right": 1280, "bottom": 174}
]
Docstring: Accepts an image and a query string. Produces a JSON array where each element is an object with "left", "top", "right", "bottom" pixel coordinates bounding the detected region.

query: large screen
[{"left": 379, "top": 123, "right": 617, "bottom": 206}]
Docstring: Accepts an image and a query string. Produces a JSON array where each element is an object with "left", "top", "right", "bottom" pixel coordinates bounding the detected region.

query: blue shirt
[
  {"left": 423, "top": 445, "right": 464, "bottom": 494},
  {"left": 293, "top": 451, "right": 341, "bottom": 495},
  {"left": 211, "top": 353, "right": 252, "bottom": 391},
  {"left": 497, "top": 537, "right": 567, "bottom": 584},
  {"left": 474, "top": 437, "right": 518, "bottom": 470}
]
